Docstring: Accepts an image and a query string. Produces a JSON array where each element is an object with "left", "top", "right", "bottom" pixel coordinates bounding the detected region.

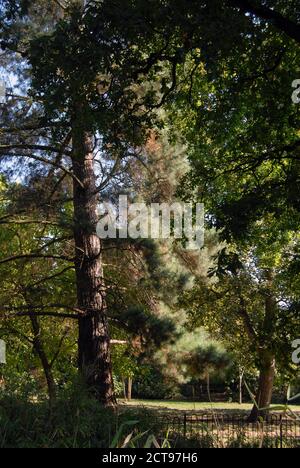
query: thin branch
[
  {"left": 0, "top": 219, "right": 63, "bottom": 226},
  {"left": 0, "top": 152, "right": 83, "bottom": 186},
  {"left": 6, "top": 94, "right": 42, "bottom": 104},
  {"left": 0, "top": 254, "right": 74, "bottom": 265},
  {"left": 2, "top": 304, "right": 80, "bottom": 312},
  {"left": 34, "top": 236, "right": 73, "bottom": 254},
  {"left": 151, "top": 58, "right": 178, "bottom": 109},
  {"left": 0, "top": 311, "right": 79, "bottom": 320},
  {"left": 110, "top": 339, "right": 128, "bottom": 345},
  {"left": 0, "top": 122, "right": 65, "bottom": 133},
  {"left": 0, "top": 326, "right": 34, "bottom": 344},
  {"left": 50, "top": 329, "right": 70, "bottom": 368},
  {"left": 29, "top": 266, "right": 75, "bottom": 288},
  {"left": 0, "top": 144, "right": 71, "bottom": 156},
  {"left": 53, "top": 0, "right": 67, "bottom": 11}
]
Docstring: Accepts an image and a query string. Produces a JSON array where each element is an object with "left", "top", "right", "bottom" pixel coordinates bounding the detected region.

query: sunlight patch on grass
[{"left": 119, "top": 399, "right": 300, "bottom": 413}]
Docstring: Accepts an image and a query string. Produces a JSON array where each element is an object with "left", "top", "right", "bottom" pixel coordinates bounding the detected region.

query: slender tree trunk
[
  {"left": 122, "top": 377, "right": 127, "bottom": 400},
  {"left": 127, "top": 377, "right": 133, "bottom": 401},
  {"left": 239, "top": 368, "right": 244, "bottom": 405},
  {"left": 30, "top": 315, "right": 56, "bottom": 403},
  {"left": 248, "top": 270, "right": 276, "bottom": 422},
  {"left": 72, "top": 120, "right": 116, "bottom": 407},
  {"left": 206, "top": 373, "right": 211, "bottom": 402}
]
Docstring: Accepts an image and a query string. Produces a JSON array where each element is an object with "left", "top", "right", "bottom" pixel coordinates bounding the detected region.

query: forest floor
[{"left": 119, "top": 399, "right": 300, "bottom": 415}]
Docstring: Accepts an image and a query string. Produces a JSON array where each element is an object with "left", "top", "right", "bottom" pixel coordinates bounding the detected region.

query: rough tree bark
[{"left": 72, "top": 115, "right": 116, "bottom": 407}]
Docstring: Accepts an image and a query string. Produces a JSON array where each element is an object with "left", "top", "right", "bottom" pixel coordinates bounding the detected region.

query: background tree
[
  {"left": 179, "top": 224, "right": 300, "bottom": 420},
  {"left": 184, "top": 344, "right": 231, "bottom": 402}
]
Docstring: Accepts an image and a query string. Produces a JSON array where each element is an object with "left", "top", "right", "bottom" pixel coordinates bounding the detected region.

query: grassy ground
[{"left": 119, "top": 399, "right": 300, "bottom": 414}]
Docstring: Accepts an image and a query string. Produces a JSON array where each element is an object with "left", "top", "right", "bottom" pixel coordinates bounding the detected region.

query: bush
[{"left": 0, "top": 381, "right": 166, "bottom": 448}]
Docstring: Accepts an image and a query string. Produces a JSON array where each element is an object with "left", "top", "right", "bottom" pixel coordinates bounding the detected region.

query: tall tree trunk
[
  {"left": 248, "top": 352, "right": 276, "bottom": 422},
  {"left": 72, "top": 121, "right": 116, "bottom": 407},
  {"left": 127, "top": 377, "right": 133, "bottom": 401},
  {"left": 248, "top": 270, "right": 276, "bottom": 422},
  {"left": 122, "top": 377, "right": 127, "bottom": 400},
  {"left": 206, "top": 373, "right": 211, "bottom": 402},
  {"left": 30, "top": 315, "right": 56, "bottom": 404},
  {"left": 239, "top": 367, "right": 244, "bottom": 405}
]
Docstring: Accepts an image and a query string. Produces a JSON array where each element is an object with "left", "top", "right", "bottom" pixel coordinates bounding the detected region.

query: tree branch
[
  {"left": 49, "top": 328, "right": 70, "bottom": 368},
  {"left": 0, "top": 311, "right": 79, "bottom": 320},
  {"left": 0, "top": 144, "right": 71, "bottom": 156},
  {"left": 28, "top": 266, "right": 75, "bottom": 288},
  {"left": 0, "top": 254, "right": 74, "bottom": 265},
  {"left": 237, "top": 296, "right": 258, "bottom": 343},
  {"left": 229, "top": 0, "right": 300, "bottom": 44},
  {"left": 0, "top": 303, "right": 83, "bottom": 320},
  {"left": 0, "top": 152, "right": 84, "bottom": 187}
]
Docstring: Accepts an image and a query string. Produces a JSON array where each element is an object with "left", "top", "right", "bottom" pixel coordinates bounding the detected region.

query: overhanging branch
[
  {"left": 229, "top": 0, "right": 300, "bottom": 44},
  {"left": 0, "top": 254, "right": 74, "bottom": 265}
]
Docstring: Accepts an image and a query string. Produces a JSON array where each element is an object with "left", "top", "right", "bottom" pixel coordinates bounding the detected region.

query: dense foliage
[{"left": 0, "top": 0, "right": 299, "bottom": 446}]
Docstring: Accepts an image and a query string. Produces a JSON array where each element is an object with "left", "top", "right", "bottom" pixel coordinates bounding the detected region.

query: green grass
[{"left": 119, "top": 399, "right": 300, "bottom": 413}]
